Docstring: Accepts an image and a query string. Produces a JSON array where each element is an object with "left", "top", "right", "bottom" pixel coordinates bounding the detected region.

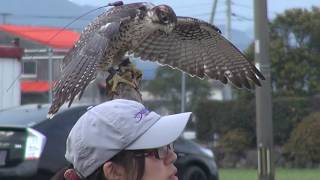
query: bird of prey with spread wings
[{"left": 48, "top": 1, "right": 265, "bottom": 117}]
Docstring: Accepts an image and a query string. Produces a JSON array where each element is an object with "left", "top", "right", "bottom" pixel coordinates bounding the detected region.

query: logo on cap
[{"left": 135, "top": 108, "right": 150, "bottom": 122}]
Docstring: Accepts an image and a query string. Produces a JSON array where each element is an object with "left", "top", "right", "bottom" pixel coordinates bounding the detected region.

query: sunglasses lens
[
  {"left": 169, "top": 143, "right": 174, "bottom": 150},
  {"left": 157, "top": 143, "right": 174, "bottom": 159}
]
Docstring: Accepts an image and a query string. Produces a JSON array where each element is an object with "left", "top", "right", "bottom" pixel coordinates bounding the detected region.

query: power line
[
  {"left": 19, "top": 15, "right": 94, "bottom": 21},
  {"left": 0, "top": 13, "right": 95, "bottom": 21},
  {"left": 173, "top": 2, "right": 213, "bottom": 10},
  {"left": 231, "top": 2, "right": 252, "bottom": 9},
  {"left": 189, "top": 12, "right": 224, "bottom": 17},
  {"left": 232, "top": 13, "right": 253, "bottom": 21}
]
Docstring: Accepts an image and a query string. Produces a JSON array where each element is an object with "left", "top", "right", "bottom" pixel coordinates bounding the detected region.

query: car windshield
[{"left": 0, "top": 104, "right": 49, "bottom": 127}]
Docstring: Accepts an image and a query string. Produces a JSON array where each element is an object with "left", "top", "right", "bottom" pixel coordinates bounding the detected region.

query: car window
[{"left": 0, "top": 104, "right": 49, "bottom": 127}]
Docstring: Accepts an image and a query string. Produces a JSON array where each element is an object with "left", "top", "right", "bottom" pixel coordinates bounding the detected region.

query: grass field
[{"left": 219, "top": 168, "right": 320, "bottom": 180}]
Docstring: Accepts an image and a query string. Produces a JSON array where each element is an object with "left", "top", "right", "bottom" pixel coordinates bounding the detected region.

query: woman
[{"left": 52, "top": 99, "right": 191, "bottom": 180}]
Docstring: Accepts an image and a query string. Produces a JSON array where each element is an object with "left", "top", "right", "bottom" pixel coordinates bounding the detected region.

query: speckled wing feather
[
  {"left": 62, "top": 2, "right": 155, "bottom": 68},
  {"left": 48, "top": 3, "right": 156, "bottom": 117},
  {"left": 48, "top": 22, "right": 122, "bottom": 117},
  {"left": 48, "top": 32, "right": 107, "bottom": 117},
  {"left": 133, "top": 16, "right": 265, "bottom": 89}
]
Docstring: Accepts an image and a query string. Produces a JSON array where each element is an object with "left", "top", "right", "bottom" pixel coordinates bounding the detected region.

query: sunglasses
[{"left": 135, "top": 143, "right": 175, "bottom": 160}]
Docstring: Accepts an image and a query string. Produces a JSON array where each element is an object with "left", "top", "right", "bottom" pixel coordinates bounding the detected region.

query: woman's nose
[{"left": 164, "top": 150, "right": 177, "bottom": 165}]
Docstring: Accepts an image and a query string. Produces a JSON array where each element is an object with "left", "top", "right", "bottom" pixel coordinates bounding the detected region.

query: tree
[
  {"left": 219, "top": 128, "right": 253, "bottom": 154},
  {"left": 144, "top": 66, "right": 211, "bottom": 113},
  {"left": 246, "top": 7, "right": 320, "bottom": 96},
  {"left": 194, "top": 99, "right": 256, "bottom": 142}
]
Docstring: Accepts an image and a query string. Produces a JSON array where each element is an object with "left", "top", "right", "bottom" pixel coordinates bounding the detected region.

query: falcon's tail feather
[
  {"left": 252, "top": 65, "right": 265, "bottom": 80},
  {"left": 248, "top": 68, "right": 263, "bottom": 87},
  {"left": 47, "top": 54, "right": 97, "bottom": 118},
  {"left": 240, "top": 74, "right": 252, "bottom": 89},
  {"left": 228, "top": 74, "right": 243, "bottom": 88}
]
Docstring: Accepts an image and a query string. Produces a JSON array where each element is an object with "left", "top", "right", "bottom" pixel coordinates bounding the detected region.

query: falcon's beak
[
  {"left": 148, "top": 5, "right": 177, "bottom": 33},
  {"left": 151, "top": 5, "right": 177, "bottom": 24}
]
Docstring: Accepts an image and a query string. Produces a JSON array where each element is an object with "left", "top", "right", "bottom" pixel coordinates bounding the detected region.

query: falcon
[{"left": 48, "top": 1, "right": 265, "bottom": 117}]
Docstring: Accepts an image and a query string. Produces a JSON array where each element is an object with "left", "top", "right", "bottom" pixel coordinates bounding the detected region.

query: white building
[{"left": 0, "top": 40, "right": 24, "bottom": 110}]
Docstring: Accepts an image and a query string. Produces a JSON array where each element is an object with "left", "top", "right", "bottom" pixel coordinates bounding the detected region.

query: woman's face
[
  {"left": 142, "top": 145, "right": 178, "bottom": 180},
  {"left": 103, "top": 144, "right": 178, "bottom": 180}
]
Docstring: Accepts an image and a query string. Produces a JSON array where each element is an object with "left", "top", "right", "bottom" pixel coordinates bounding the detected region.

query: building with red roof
[
  {"left": 0, "top": 24, "right": 80, "bottom": 106},
  {"left": 0, "top": 25, "right": 79, "bottom": 49}
]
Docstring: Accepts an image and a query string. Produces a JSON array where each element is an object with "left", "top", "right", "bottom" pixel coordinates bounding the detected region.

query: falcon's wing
[
  {"left": 132, "top": 16, "right": 265, "bottom": 89},
  {"left": 49, "top": 3, "right": 156, "bottom": 117},
  {"left": 62, "top": 2, "right": 155, "bottom": 68},
  {"left": 48, "top": 22, "right": 120, "bottom": 118}
]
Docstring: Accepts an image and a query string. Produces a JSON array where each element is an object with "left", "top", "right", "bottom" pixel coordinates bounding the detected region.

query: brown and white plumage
[
  {"left": 48, "top": 2, "right": 264, "bottom": 117},
  {"left": 133, "top": 16, "right": 265, "bottom": 87}
]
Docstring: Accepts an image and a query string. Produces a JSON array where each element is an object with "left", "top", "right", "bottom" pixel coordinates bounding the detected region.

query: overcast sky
[{"left": 69, "top": 0, "right": 319, "bottom": 33}]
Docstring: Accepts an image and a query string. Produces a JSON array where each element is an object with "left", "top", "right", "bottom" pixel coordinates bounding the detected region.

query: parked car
[{"left": 0, "top": 104, "right": 218, "bottom": 180}]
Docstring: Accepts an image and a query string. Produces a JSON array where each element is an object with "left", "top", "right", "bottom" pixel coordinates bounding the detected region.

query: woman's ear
[{"left": 103, "top": 161, "right": 125, "bottom": 180}]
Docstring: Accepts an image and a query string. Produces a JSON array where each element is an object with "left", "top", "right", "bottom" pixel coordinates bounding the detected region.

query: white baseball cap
[{"left": 65, "top": 99, "right": 192, "bottom": 177}]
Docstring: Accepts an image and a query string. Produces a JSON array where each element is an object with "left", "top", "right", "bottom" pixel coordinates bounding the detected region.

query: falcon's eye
[{"left": 158, "top": 11, "right": 169, "bottom": 23}]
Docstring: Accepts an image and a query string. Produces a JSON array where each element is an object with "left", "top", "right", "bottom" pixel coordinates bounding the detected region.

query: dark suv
[{"left": 0, "top": 104, "right": 218, "bottom": 180}]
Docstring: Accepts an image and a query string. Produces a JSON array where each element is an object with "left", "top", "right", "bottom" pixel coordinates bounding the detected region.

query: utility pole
[
  {"left": 226, "top": 0, "right": 232, "bottom": 40},
  {"left": 209, "top": 0, "right": 218, "bottom": 24},
  {"left": 48, "top": 48, "right": 53, "bottom": 103},
  {"left": 0, "top": 13, "right": 11, "bottom": 24},
  {"left": 181, "top": 72, "right": 186, "bottom": 112},
  {"left": 223, "top": 0, "right": 232, "bottom": 100},
  {"left": 254, "top": 0, "right": 274, "bottom": 180}
]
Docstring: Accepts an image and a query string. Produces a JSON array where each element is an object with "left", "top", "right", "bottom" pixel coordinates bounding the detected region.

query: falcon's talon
[
  {"left": 106, "top": 67, "right": 117, "bottom": 83},
  {"left": 108, "top": 73, "right": 137, "bottom": 93},
  {"left": 106, "top": 61, "right": 142, "bottom": 96}
]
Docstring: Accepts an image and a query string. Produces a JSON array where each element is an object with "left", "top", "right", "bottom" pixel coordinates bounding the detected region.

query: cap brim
[{"left": 126, "top": 112, "right": 192, "bottom": 150}]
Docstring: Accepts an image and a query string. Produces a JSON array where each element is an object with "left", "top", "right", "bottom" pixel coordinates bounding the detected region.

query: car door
[{"left": 33, "top": 106, "right": 89, "bottom": 175}]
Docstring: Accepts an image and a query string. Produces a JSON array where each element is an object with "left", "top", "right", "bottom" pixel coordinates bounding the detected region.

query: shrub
[
  {"left": 272, "top": 97, "right": 312, "bottom": 145},
  {"left": 284, "top": 112, "right": 320, "bottom": 164},
  {"left": 194, "top": 96, "right": 312, "bottom": 146},
  {"left": 218, "top": 128, "right": 253, "bottom": 154},
  {"left": 194, "top": 99, "right": 256, "bottom": 142}
]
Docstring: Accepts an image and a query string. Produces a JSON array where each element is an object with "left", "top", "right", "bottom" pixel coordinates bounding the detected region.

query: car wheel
[{"left": 182, "top": 166, "right": 208, "bottom": 180}]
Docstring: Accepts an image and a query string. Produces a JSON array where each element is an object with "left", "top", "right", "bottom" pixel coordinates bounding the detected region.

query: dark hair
[{"left": 51, "top": 150, "right": 145, "bottom": 180}]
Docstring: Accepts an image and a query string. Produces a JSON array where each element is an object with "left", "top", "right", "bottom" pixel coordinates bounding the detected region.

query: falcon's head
[{"left": 147, "top": 5, "right": 177, "bottom": 33}]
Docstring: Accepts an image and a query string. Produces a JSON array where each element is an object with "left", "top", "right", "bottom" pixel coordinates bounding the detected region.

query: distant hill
[
  {"left": 218, "top": 25, "right": 253, "bottom": 51},
  {"left": 0, "top": 0, "right": 101, "bottom": 31}
]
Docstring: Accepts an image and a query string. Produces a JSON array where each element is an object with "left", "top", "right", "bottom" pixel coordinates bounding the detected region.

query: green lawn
[{"left": 219, "top": 168, "right": 320, "bottom": 180}]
